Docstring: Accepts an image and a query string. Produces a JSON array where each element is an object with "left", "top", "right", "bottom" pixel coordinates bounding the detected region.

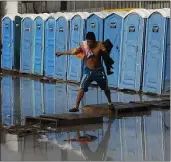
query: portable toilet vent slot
[{"left": 110, "top": 22, "right": 116, "bottom": 28}]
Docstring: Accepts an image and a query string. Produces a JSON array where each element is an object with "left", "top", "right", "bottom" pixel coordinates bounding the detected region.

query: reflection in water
[
  {"left": 79, "top": 118, "right": 114, "bottom": 161},
  {"left": 0, "top": 76, "right": 170, "bottom": 161}
]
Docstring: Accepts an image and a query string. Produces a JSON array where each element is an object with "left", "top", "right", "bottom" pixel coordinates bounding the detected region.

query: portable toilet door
[
  {"left": 14, "top": 15, "right": 22, "bottom": 71},
  {"left": 104, "top": 12, "right": 126, "bottom": 88},
  {"left": 163, "top": 8, "right": 170, "bottom": 93},
  {"left": 44, "top": 15, "right": 56, "bottom": 78},
  {"left": 55, "top": 13, "right": 75, "bottom": 80},
  {"left": 1, "top": 15, "right": 15, "bottom": 70},
  {"left": 20, "top": 15, "right": 35, "bottom": 74},
  {"left": 87, "top": 12, "right": 109, "bottom": 41},
  {"left": 119, "top": 9, "right": 150, "bottom": 91},
  {"left": 33, "top": 14, "right": 48, "bottom": 75},
  {"left": 68, "top": 13, "right": 90, "bottom": 82},
  {"left": 142, "top": 9, "right": 170, "bottom": 94}
]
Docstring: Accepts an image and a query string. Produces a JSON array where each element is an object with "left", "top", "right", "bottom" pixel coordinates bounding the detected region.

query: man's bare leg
[
  {"left": 69, "top": 89, "right": 84, "bottom": 112},
  {"left": 104, "top": 88, "right": 114, "bottom": 109}
]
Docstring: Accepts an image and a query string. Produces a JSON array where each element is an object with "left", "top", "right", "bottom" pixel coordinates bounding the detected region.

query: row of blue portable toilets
[{"left": 1, "top": 8, "right": 170, "bottom": 94}]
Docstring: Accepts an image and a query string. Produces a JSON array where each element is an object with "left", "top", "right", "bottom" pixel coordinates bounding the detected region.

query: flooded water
[{"left": 0, "top": 75, "right": 170, "bottom": 161}]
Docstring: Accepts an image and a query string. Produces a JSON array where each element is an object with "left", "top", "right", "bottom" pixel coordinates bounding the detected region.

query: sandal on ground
[{"left": 69, "top": 107, "right": 79, "bottom": 112}]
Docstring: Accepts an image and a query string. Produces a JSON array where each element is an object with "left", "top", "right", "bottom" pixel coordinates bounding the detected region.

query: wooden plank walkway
[
  {"left": 24, "top": 99, "right": 169, "bottom": 129},
  {"left": 25, "top": 113, "right": 103, "bottom": 129},
  {"left": 83, "top": 99, "right": 170, "bottom": 116}
]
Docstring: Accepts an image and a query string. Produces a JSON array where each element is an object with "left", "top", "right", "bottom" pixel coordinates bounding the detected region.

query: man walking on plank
[{"left": 55, "top": 32, "right": 114, "bottom": 112}]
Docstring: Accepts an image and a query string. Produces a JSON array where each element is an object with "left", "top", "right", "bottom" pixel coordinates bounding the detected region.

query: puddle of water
[{"left": 0, "top": 75, "right": 170, "bottom": 161}]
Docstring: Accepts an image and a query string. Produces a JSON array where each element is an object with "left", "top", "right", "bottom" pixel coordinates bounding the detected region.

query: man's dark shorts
[{"left": 80, "top": 67, "right": 108, "bottom": 92}]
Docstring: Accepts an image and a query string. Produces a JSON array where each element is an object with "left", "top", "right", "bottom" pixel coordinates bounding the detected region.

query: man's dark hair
[{"left": 86, "top": 32, "right": 96, "bottom": 41}]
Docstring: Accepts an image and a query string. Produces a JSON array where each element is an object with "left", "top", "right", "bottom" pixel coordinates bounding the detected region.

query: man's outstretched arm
[
  {"left": 55, "top": 44, "right": 83, "bottom": 57},
  {"left": 55, "top": 50, "right": 73, "bottom": 57}
]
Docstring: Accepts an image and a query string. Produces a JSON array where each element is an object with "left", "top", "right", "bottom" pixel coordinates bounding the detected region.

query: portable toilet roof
[
  {"left": 88, "top": 12, "right": 110, "bottom": 19},
  {"left": 163, "top": 8, "right": 170, "bottom": 15},
  {"left": 34, "top": 14, "right": 49, "bottom": 20},
  {"left": 2, "top": 13, "right": 22, "bottom": 21},
  {"left": 56, "top": 12, "right": 76, "bottom": 21},
  {"left": 63, "top": 13, "right": 77, "bottom": 20},
  {"left": 22, "top": 14, "right": 37, "bottom": 20},
  {"left": 75, "top": 12, "right": 91, "bottom": 19},
  {"left": 149, "top": 8, "right": 170, "bottom": 18},
  {"left": 52, "top": 12, "right": 64, "bottom": 20},
  {"left": 124, "top": 8, "right": 151, "bottom": 18},
  {"left": 44, "top": 13, "right": 61, "bottom": 21},
  {"left": 105, "top": 11, "right": 127, "bottom": 18}
]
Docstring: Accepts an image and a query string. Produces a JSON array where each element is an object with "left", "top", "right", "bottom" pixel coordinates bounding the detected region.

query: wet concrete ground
[{"left": 0, "top": 75, "right": 170, "bottom": 161}]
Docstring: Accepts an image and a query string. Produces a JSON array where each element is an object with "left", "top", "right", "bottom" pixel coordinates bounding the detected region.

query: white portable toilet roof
[
  {"left": 34, "top": 14, "right": 49, "bottom": 20},
  {"left": 105, "top": 11, "right": 127, "bottom": 18},
  {"left": 2, "top": 13, "right": 22, "bottom": 21},
  {"left": 52, "top": 13, "right": 64, "bottom": 20},
  {"left": 150, "top": 8, "right": 170, "bottom": 18},
  {"left": 22, "top": 14, "right": 37, "bottom": 20},
  {"left": 44, "top": 13, "right": 61, "bottom": 21},
  {"left": 57, "top": 13, "right": 76, "bottom": 21},
  {"left": 88, "top": 12, "right": 110, "bottom": 19},
  {"left": 74, "top": 12, "right": 91, "bottom": 19},
  {"left": 124, "top": 9, "right": 151, "bottom": 18}
]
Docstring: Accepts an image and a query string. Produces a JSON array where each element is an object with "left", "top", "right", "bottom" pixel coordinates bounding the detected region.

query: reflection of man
[{"left": 77, "top": 118, "right": 114, "bottom": 161}]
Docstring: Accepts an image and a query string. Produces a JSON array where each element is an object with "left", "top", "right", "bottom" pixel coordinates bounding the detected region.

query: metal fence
[{"left": 18, "top": 1, "right": 171, "bottom": 13}]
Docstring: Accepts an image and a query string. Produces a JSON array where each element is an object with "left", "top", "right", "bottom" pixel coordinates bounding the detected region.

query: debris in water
[{"left": 64, "top": 134, "right": 97, "bottom": 143}]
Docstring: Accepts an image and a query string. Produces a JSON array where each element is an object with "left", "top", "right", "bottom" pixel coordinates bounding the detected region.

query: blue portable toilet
[
  {"left": 87, "top": 12, "right": 109, "bottom": 41},
  {"left": 33, "top": 80, "right": 44, "bottom": 116},
  {"left": 142, "top": 9, "right": 170, "bottom": 94},
  {"left": 68, "top": 12, "right": 90, "bottom": 83},
  {"left": 119, "top": 9, "right": 150, "bottom": 91},
  {"left": 32, "top": 14, "right": 49, "bottom": 75},
  {"left": 20, "top": 78, "right": 34, "bottom": 119},
  {"left": 1, "top": 14, "right": 22, "bottom": 71},
  {"left": 44, "top": 83, "right": 55, "bottom": 114},
  {"left": 55, "top": 13, "right": 75, "bottom": 80},
  {"left": 44, "top": 14, "right": 58, "bottom": 78},
  {"left": 1, "top": 76, "right": 14, "bottom": 127},
  {"left": 104, "top": 12, "right": 127, "bottom": 88},
  {"left": 20, "top": 14, "right": 35, "bottom": 74}
]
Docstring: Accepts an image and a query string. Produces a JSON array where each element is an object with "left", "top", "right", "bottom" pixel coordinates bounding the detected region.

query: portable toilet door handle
[{"left": 136, "top": 46, "right": 138, "bottom": 52}]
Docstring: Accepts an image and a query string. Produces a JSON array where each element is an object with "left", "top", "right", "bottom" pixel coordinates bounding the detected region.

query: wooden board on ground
[
  {"left": 82, "top": 99, "right": 170, "bottom": 116},
  {"left": 25, "top": 114, "right": 103, "bottom": 129},
  {"left": 40, "top": 113, "right": 103, "bottom": 127}
]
